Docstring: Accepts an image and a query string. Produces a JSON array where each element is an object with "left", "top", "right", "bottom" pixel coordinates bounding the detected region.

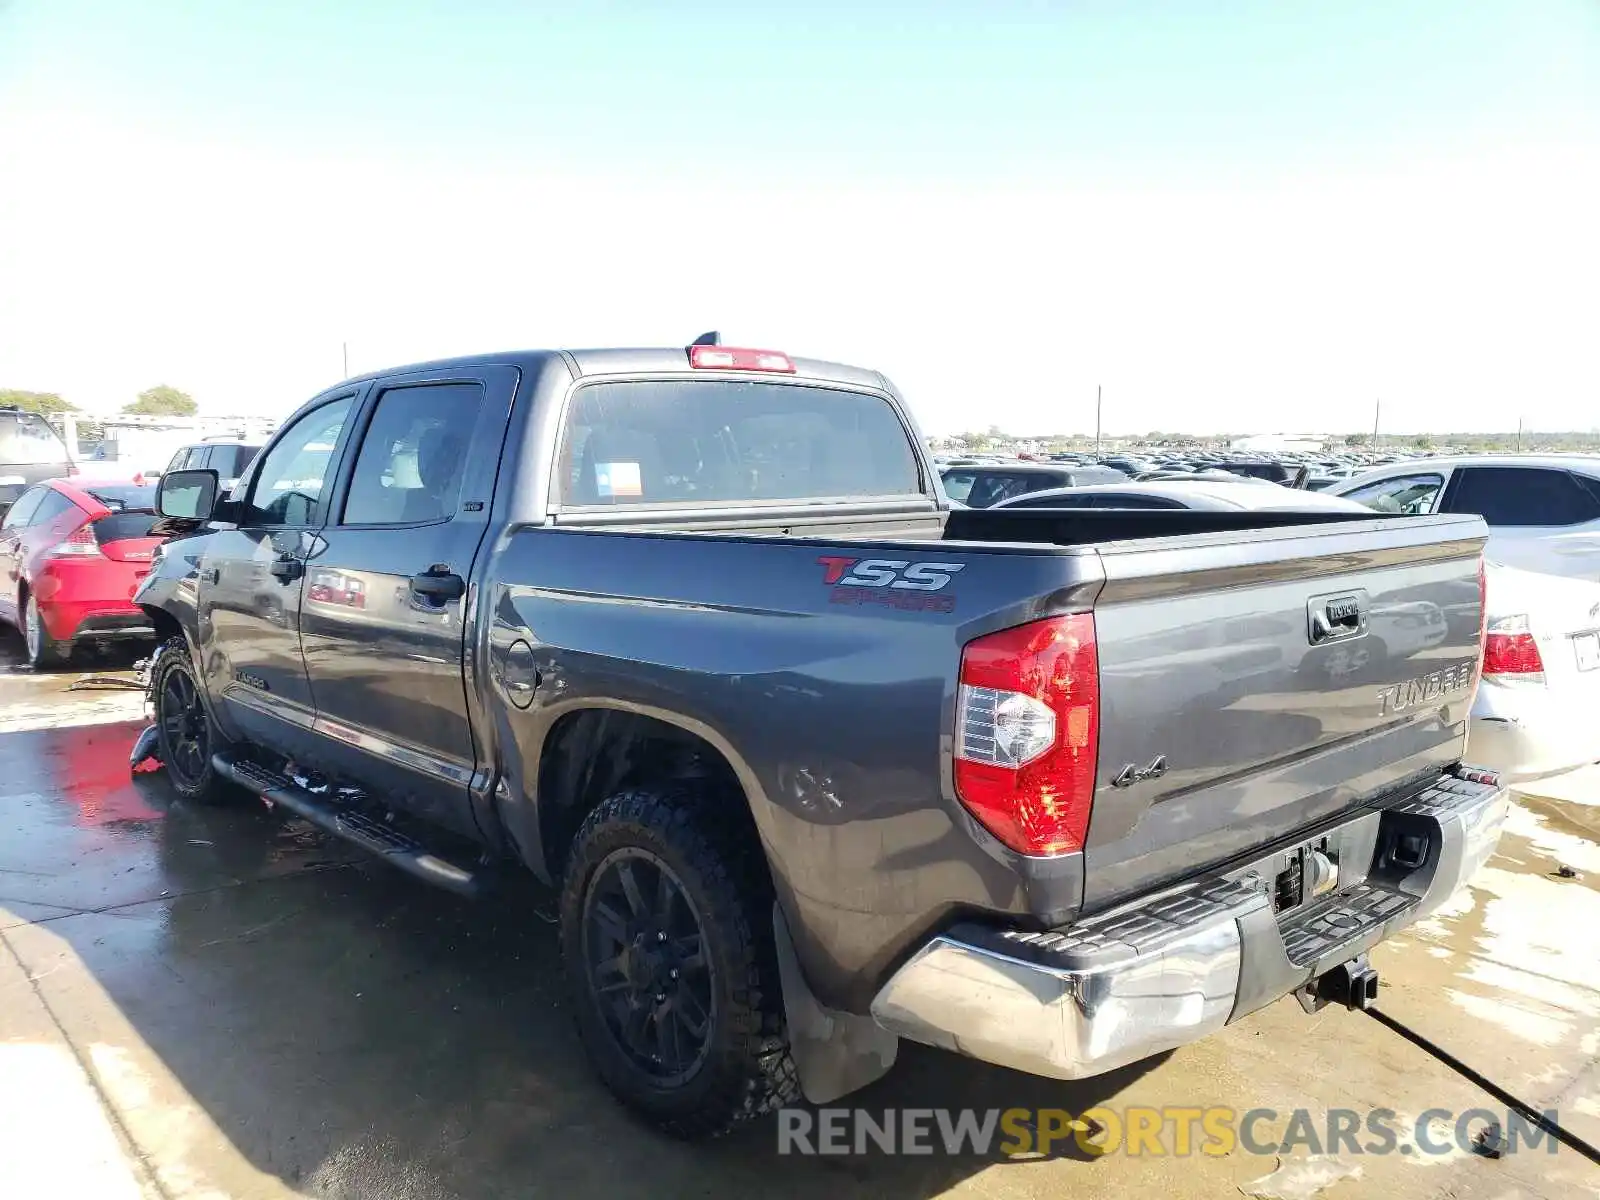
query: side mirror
[{"left": 156, "top": 469, "right": 220, "bottom": 520}]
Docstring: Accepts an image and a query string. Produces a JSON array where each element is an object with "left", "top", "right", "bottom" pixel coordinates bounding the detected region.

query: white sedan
[
  {"left": 1469, "top": 562, "right": 1600, "bottom": 781},
  {"left": 1331, "top": 455, "right": 1600, "bottom": 581}
]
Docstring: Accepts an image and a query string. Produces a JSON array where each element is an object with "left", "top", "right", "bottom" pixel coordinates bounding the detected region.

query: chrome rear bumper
[{"left": 871, "top": 768, "right": 1508, "bottom": 1081}]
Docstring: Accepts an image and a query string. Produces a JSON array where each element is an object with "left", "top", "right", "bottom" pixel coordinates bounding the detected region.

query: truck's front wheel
[
  {"left": 151, "top": 638, "right": 237, "bottom": 806},
  {"left": 559, "top": 787, "right": 799, "bottom": 1138}
]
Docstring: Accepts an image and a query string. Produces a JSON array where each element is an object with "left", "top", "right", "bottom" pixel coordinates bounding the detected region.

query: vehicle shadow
[{"left": 17, "top": 724, "right": 1159, "bottom": 1199}]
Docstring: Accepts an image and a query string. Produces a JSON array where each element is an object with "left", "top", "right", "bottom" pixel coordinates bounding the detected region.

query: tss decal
[{"left": 816, "top": 557, "right": 966, "bottom": 612}]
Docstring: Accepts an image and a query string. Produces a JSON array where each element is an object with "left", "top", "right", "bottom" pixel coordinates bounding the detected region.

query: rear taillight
[
  {"left": 688, "top": 345, "right": 797, "bottom": 373},
  {"left": 1482, "top": 614, "right": 1544, "bottom": 679},
  {"left": 46, "top": 524, "right": 104, "bottom": 558},
  {"left": 954, "top": 614, "right": 1100, "bottom": 856}
]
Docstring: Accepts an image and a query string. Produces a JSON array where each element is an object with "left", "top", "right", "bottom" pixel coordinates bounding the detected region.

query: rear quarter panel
[{"left": 483, "top": 527, "right": 1098, "bottom": 1013}]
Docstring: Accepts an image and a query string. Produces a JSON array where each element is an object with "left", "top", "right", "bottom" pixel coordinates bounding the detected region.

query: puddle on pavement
[
  {"left": 1382, "top": 798, "right": 1600, "bottom": 1076},
  {"left": 0, "top": 719, "right": 355, "bottom": 919},
  {"left": 1515, "top": 790, "right": 1600, "bottom": 844}
]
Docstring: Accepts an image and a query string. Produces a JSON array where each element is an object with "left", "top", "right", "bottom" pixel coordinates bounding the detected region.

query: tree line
[
  {"left": 937, "top": 428, "right": 1600, "bottom": 454},
  {"left": 0, "top": 386, "right": 199, "bottom": 417}
]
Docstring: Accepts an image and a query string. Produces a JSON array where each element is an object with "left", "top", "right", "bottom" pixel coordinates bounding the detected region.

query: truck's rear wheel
[
  {"left": 151, "top": 638, "right": 237, "bottom": 806},
  {"left": 559, "top": 787, "right": 799, "bottom": 1138}
]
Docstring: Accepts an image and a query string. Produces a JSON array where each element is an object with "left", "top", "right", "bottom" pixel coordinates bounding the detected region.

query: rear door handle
[
  {"left": 270, "top": 556, "right": 304, "bottom": 582},
  {"left": 410, "top": 570, "right": 465, "bottom": 603}
]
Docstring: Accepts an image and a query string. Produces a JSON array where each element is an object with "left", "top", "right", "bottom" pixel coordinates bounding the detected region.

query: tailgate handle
[{"left": 1309, "top": 593, "right": 1367, "bottom": 644}]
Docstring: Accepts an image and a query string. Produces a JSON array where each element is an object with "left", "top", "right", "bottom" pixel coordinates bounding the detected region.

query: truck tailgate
[{"left": 1082, "top": 514, "right": 1486, "bottom": 909}]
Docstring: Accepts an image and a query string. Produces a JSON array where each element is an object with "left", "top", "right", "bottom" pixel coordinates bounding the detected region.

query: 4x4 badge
[{"left": 1111, "top": 755, "right": 1169, "bottom": 788}]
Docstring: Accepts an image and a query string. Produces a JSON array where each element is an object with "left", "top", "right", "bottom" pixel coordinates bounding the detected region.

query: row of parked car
[
  {"left": 0, "top": 407, "right": 262, "bottom": 667},
  {"left": 935, "top": 453, "right": 1600, "bottom": 785}
]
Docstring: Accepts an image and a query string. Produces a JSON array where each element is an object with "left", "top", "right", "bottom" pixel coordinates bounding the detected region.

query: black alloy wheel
[
  {"left": 157, "top": 656, "right": 210, "bottom": 790},
  {"left": 582, "top": 847, "right": 716, "bottom": 1086}
]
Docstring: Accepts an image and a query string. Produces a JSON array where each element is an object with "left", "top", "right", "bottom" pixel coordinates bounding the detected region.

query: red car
[{"left": 0, "top": 479, "right": 164, "bottom": 668}]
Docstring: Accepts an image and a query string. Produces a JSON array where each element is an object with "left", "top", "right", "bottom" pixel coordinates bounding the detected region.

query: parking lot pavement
[{"left": 1, "top": 647, "right": 1596, "bottom": 1198}]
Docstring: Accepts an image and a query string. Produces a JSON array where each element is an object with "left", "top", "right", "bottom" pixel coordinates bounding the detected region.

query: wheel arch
[
  {"left": 528, "top": 702, "right": 773, "bottom": 890},
  {"left": 141, "top": 605, "right": 185, "bottom": 646}
]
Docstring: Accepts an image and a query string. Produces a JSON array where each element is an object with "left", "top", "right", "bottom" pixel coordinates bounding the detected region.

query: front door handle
[
  {"left": 270, "top": 555, "right": 304, "bottom": 582},
  {"left": 410, "top": 569, "right": 465, "bottom": 603}
]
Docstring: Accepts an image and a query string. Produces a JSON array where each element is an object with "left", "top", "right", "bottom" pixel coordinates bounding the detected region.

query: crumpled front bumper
[{"left": 870, "top": 768, "right": 1508, "bottom": 1081}]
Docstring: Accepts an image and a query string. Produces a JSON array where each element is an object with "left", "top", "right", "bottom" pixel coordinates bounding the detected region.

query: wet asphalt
[{"left": 0, "top": 632, "right": 1597, "bottom": 1199}]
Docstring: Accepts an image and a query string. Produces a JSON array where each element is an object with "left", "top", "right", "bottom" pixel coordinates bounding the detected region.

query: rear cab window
[{"left": 555, "top": 379, "right": 922, "bottom": 509}]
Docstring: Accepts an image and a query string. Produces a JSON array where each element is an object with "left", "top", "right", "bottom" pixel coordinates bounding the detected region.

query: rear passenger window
[
  {"left": 1445, "top": 467, "right": 1600, "bottom": 527},
  {"left": 1, "top": 487, "right": 45, "bottom": 530},
  {"left": 343, "top": 383, "right": 485, "bottom": 525},
  {"left": 29, "top": 491, "right": 79, "bottom": 527},
  {"left": 557, "top": 380, "right": 920, "bottom": 507}
]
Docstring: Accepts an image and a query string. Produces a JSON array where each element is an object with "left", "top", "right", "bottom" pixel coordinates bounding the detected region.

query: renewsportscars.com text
[{"left": 777, "top": 1106, "right": 1562, "bottom": 1159}]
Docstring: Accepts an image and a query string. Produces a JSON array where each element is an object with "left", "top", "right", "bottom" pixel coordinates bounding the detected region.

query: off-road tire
[
  {"left": 150, "top": 637, "right": 238, "bottom": 805},
  {"left": 560, "top": 786, "right": 800, "bottom": 1139}
]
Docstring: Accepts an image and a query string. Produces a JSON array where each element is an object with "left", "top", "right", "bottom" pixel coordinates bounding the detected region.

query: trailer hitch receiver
[{"left": 1296, "top": 954, "right": 1379, "bottom": 1014}]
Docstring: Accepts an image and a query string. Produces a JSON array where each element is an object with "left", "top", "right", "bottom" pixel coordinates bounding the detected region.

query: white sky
[{"left": 3, "top": 5, "right": 1598, "bottom": 436}]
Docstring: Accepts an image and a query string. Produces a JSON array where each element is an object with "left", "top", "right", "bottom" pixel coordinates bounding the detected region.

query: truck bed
[{"left": 491, "top": 508, "right": 1485, "bottom": 1008}]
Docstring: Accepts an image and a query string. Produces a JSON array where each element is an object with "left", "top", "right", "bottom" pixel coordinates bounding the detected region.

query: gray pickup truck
[{"left": 136, "top": 341, "right": 1507, "bottom": 1137}]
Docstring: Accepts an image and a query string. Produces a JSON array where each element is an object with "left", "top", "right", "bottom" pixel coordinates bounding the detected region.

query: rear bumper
[
  {"left": 39, "top": 599, "right": 154, "bottom": 642},
  {"left": 33, "top": 569, "right": 154, "bottom": 642},
  {"left": 1469, "top": 682, "right": 1600, "bottom": 782},
  {"left": 870, "top": 768, "right": 1507, "bottom": 1081}
]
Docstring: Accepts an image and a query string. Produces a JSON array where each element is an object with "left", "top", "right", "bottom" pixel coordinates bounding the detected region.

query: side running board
[{"left": 213, "top": 753, "right": 484, "bottom": 899}]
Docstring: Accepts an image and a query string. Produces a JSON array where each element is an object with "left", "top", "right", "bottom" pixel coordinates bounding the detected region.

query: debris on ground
[
  {"left": 1471, "top": 1121, "right": 1505, "bottom": 1159},
  {"left": 129, "top": 723, "right": 162, "bottom": 772},
  {"left": 1241, "top": 1156, "right": 1363, "bottom": 1200}
]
